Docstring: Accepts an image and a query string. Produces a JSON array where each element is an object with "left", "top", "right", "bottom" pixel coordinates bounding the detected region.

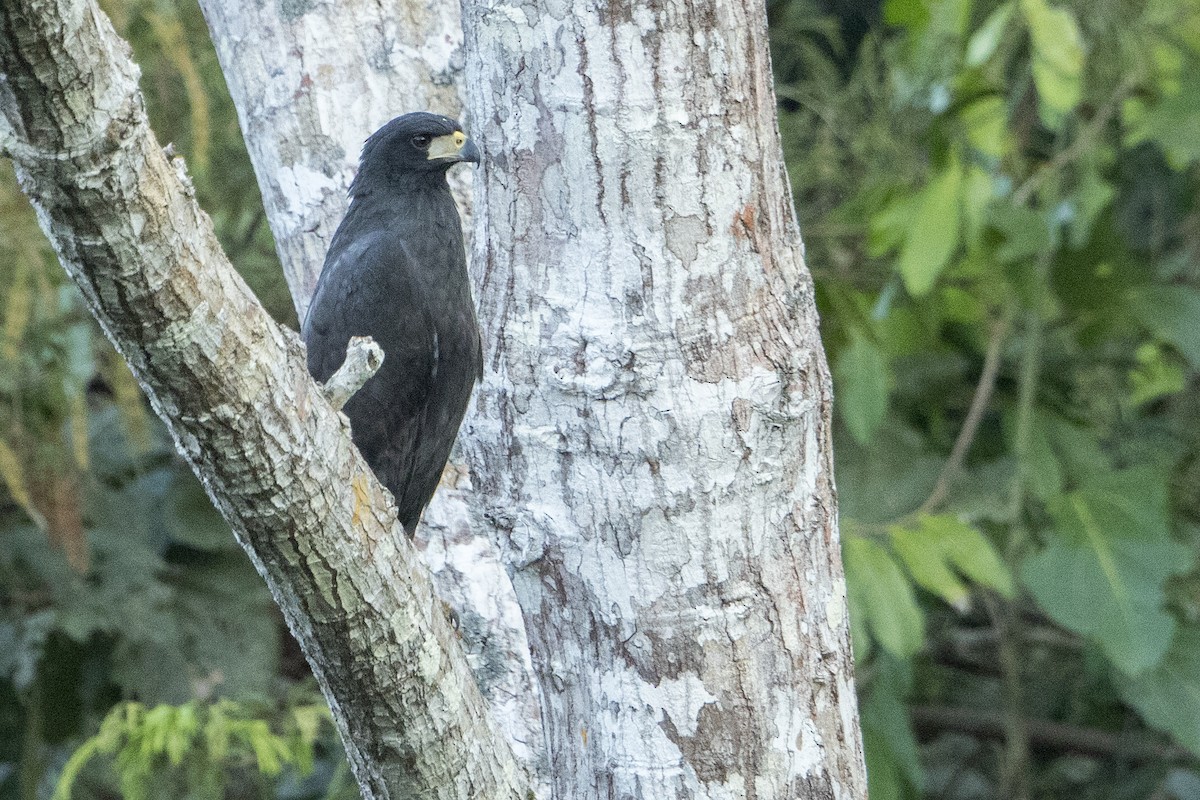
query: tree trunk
[
  {"left": 0, "top": 3, "right": 527, "bottom": 798},
  {"left": 461, "top": 0, "right": 867, "bottom": 796}
]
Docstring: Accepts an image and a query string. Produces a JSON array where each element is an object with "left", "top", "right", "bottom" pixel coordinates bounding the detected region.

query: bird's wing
[
  {"left": 302, "top": 233, "right": 437, "bottom": 497},
  {"left": 304, "top": 233, "right": 388, "bottom": 380}
]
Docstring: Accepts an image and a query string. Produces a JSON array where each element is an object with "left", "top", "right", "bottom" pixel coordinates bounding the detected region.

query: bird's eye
[{"left": 411, "top": 134, "right": 432, "bottom": 149}]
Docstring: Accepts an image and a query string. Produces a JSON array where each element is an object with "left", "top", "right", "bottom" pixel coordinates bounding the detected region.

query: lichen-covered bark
[
  {"left": 462, "top": 0, "right": 867, "bottom": 797},
  {"left": 0, "top": 2, "right": 527, "bottom": 798}
]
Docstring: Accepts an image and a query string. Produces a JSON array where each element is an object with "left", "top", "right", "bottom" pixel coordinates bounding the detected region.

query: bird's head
[{"left": 351, "top": 112, "right": 480, "bottom": 194}]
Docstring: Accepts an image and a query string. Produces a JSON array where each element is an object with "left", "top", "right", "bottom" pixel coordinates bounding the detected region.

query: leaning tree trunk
[{"left": 461, "top": 1, "right": 867, "bottom": 797}]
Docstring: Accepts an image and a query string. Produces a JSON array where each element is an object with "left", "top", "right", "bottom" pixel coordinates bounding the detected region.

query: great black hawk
[{"left": 302, "top": 113, "right": 482, "bottom": 535}]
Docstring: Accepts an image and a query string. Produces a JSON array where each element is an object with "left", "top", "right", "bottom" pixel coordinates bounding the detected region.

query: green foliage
[
  {"left": 835, "top": 332, "right": 893, "bottom": 443},
  {"left": 1123, "top": 629, "right": 1200, "bottom": 756},
  {"left": 52, "top": 698, "right": 332, "bottom": 800},
  {"left": 846, "top": 534, "right": 927, "bottom": 659},
  {"left": 774, "top": 0, "right": 1200, "bottom": 794},
  {"left": 862, "top": 665, "right": 923, "bottom": 800},
  {"left": 1022, "top": 0, "right": 1086, "bottom": 125},
  {"left": 891, "top": 514, "right": 1014, "bottom": 608},
  {"left": 1023, "top": 467, "right": 1194, "bottom": 674},
  {"left": 897, "top": 153, "right": 964, "bottom": 296},
  {"left": 0, "top": 403, "right": 282, "bottom": 703}
]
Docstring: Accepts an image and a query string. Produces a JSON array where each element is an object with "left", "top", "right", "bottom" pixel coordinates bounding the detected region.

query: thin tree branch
[
  {"left": 919, "top": 314, "right": 1010, "bottom": 515},
  {"left": 321, "top": 336, "right": 383, "bottom": 410},
  {"left": 912, "top": 704, "right": 1194, "bottom": 764}
]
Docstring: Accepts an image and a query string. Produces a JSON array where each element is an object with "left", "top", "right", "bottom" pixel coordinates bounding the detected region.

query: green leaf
[
  {"left": 1021, "top": 411, "right": 1065, "bottom": 501},
  {"left": 1129, "top": 286, "right": 1200, "bottom": 368},
  {"left": 945, "top": 457, "right": 1018, "bottom": 524},
  {"left": 245, "top": 720, "right": 284, "bottom": 776},
  {"left": 863, "top": 726, "right": 904, "bottom": 800},
  {"left": 844, "top": 535, "right": 926, "bottom": 659},
  {"left": 869, "top": 191, "right": 922, "bottom": 258},
  {"left": 835, "top": 333, "right": 892, "bottom": 445},
  {"left": 1128, "top": 343, "right": 1185, "bottom": 406},
  {"left": 1041, "top": 412, "right": 1110, "bottom": 485},
  {"left": 989, "top": 203, "right": 1050, "bottom": 264},
  {"left": 292, "top": 704, "right": 326, "bottom": 745},
  {"left": 891, "top": 515, "right": 1015, "bottom": 609},
  {"left": 53, "top": 736, "right": 105, "bottom": 800},
  {"left": 172, "top": 557, "right": 280, "bottom": 700},
  {"left": 1125, "top": 64, "right": 1200, "bottom": 168},
  {"left": 206, "top": 703, "right": 231, "bottom": 763},
  {"left": 897, "top": 156, "right": 964, "bottom": 295},
  {"left": 876, "top": 305, "right": 927, "bottom": 358},
  {"left": 165, "top": 704, "right": 197, "bottom": 766},
  {"left": 104, "top": 551, "right": 277, "bottom": 703},
  {"left": 1021, "top": 0, "right": 1085, "bottom": 126},
  {"left": 1021, "top": 467, "right": 1194, "bottom": 674},
  {"left": 884, "top": 0, "right": 930, "bottom": 28},
  {"left": 1066, "top": 168, "right": 1115, "bottom": 249},
  {"left": 1122, "top": 629, "right": 1200, "bottom": 756},
  {"left": 940, "top": 285, "right": 985, "bottom": 326},
  {"left": 961, "top": 165, "right": 996, "bottom": 243},
  {"left": 164, "top": 471, "right": 234, "bottom": 551},
  {"left": 965, "top": 2, "right": 1014, "bottom": 66},
  {"left": 862, "top": 671, "right": 923, "bottom": 791},
  {"left": 836, "top": 425, "right": 943, "bottom": 524}
]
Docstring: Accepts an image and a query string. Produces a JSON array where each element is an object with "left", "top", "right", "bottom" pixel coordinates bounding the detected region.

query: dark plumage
[{"left": 303, "top": 113, "right": 482, "bottom": 535}]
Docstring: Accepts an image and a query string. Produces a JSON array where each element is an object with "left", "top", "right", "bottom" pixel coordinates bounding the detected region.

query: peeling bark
[
  {"left": 462, "top": 1, "right": 867, "bottom": 797},
  {"left": 0, "top": 3, "right": 527, "bottom": 798}
]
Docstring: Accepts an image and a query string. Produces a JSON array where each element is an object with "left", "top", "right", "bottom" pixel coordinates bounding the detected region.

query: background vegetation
[{"left": 0, "top": 0, "right": 1197, "bottom": 797}]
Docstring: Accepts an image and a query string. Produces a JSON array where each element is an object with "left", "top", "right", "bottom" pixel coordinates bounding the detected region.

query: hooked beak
[{"left": 427, "top": 131, "right": 481, "bottom": 164}]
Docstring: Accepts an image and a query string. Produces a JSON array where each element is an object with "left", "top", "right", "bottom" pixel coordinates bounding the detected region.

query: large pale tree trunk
[{"left": 461, "top": 1, "right": 865, "bottom": 796}]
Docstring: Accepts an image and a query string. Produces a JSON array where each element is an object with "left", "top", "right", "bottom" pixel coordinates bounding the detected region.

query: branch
[
  {"left": 1011, "top": 76, "right": 1138, "bottom": 208},
  {"left": 0, "top": 3, "right": 527, "bottom": 798},
  {"left": 321, "top": 336, "right": 384, "bottom": 410},
  {"left": 919, "top": 315, "right": 1010, "bottom": 514},
  {"left": 912, "top": 705, "right": 1194, "bottom": 764}
]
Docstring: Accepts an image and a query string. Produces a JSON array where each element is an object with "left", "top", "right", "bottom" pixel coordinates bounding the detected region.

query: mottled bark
[
  {"left": 461, "top": 0, "right": 867, "bottom": 797},
  {"left": 0, "top": 2, "right": 527, "bottom": 799}
]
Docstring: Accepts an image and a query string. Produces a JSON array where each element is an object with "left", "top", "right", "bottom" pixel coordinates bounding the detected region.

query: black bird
[{"left": 303, "top": 113, "right": 482, "bottom": 535}]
